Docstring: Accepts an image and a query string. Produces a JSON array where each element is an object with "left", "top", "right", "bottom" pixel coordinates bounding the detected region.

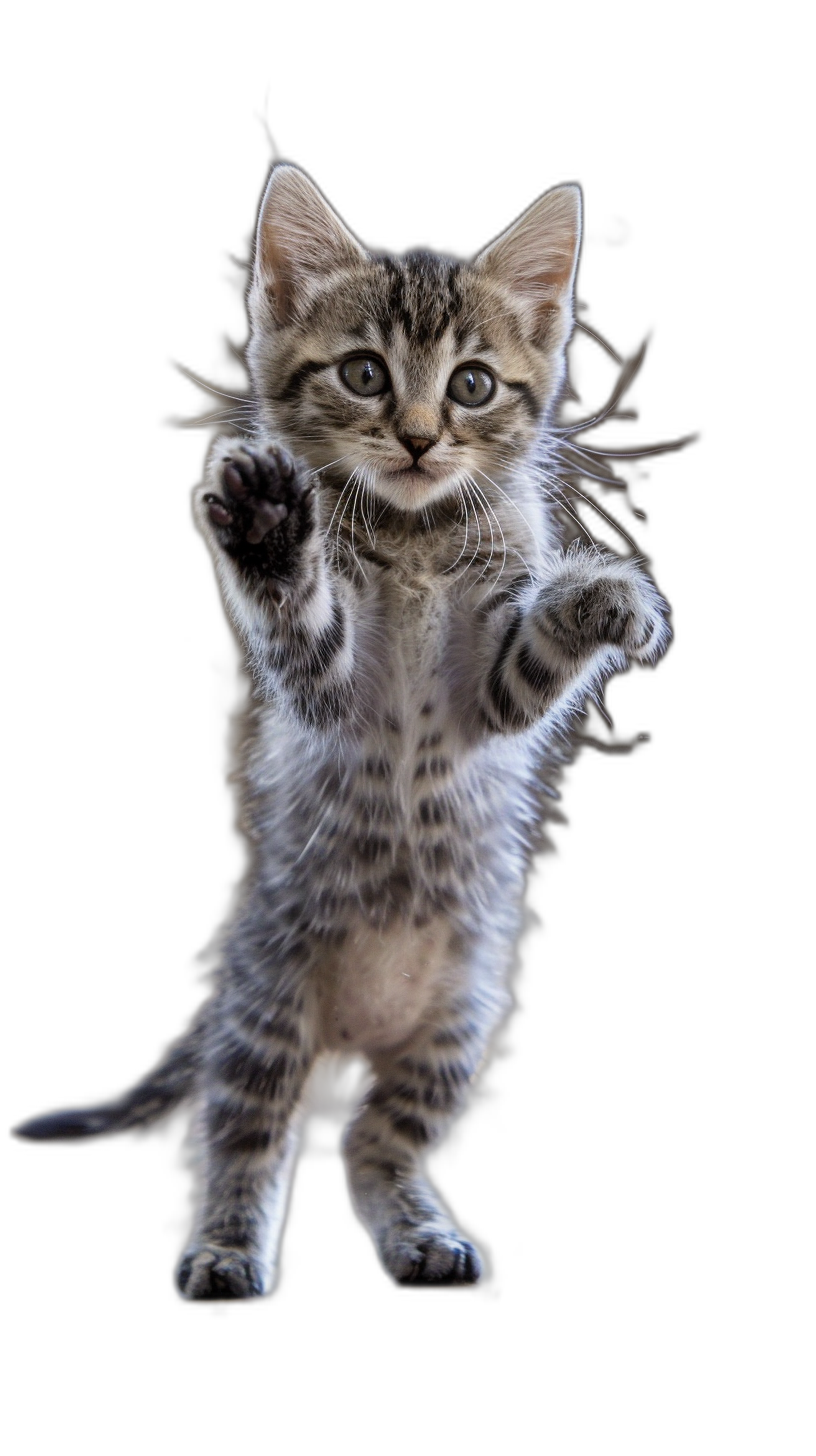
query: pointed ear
[
  {"left": 252, "top": 164, "right": 366, "bottom": 326},
  {"left": 474, "top": 184, "right": 582, "bottom": 346}
]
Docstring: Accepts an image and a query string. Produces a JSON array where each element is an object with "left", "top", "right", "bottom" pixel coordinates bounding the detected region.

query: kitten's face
[{"left": 247, "top": 168, "right": 581, "bottom": 513}]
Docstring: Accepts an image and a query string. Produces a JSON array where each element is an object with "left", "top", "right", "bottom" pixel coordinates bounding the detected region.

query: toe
[{"left": 177, "top": 1247, "right": 266, "bottom": 1300}]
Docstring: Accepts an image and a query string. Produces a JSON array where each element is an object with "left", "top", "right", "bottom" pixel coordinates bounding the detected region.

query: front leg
[
  {"left": 195, "top": 436, "right": 355, "bottom": 726},
  {"left": 477, "top": 548, "right": 671, "bottom": 735}
]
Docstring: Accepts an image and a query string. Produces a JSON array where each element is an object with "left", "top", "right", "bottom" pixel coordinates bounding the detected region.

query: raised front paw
[
  {"left": 176, "top": 1243, "right": 268, "bottom": 1300},
  {"left": 201, "top": 439, "right": 313, "bottom": 583},
  {"left": 537, "top": 551, "right": 670, "bottom": 663}
]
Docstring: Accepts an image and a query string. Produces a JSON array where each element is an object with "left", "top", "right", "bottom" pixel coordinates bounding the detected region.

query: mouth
[
  {"left": 369, "top": 460, "right": 461, "bottom": 514},
  {"left": 383, "top": 460, "right": 437, "bottom": 482}
]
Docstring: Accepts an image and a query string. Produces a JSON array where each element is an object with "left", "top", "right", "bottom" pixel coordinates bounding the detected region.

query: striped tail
[{"left": 13, "top": 1008, "right": 208, "bottom": 1141}]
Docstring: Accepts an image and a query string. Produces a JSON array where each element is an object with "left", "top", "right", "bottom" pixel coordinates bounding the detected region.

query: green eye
[
  {"left": 447, "top": 364, "right": 495, "bottom": 407},
  {"left": 340, "top": 356, "right": 390, "bottom": 397}
]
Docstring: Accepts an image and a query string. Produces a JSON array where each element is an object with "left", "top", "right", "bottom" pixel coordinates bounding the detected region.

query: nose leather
[{"left": 401, "top": 436, "right": 436, "bottom": 463}]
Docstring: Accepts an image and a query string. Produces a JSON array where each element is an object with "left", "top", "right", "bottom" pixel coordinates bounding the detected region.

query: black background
[{"left": 4, "top": 53, "right": 719, "bottom": 1374}]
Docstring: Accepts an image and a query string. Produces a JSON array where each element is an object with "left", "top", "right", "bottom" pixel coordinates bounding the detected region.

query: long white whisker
[
  {"left": 360, "top": 467, "right": 377, "bottom": 548},
  {"left": 462, "top": 477, "right": 483, "bottom": 573},
  {"left": 468, "top": 475, "right": 495, "bottom": 575},
  {"left": 540, "top": 486, "right": 601, "bottom": 551},
  {"left": 324, "top": 471, "right": 358, "bottom": 565},
  {"left": 553, "top": 478, "right": 637, "bottom": 551},
  {"left": 473, "top": 466, "right": 536, "bottom": 576},
  {"left": 178, "top": 372, "right": 252, "bottom": 404},
  {"left": 549, "top": 439, "right": 627, "bottom": 488},
  {"left": 303, "top": 452, "right": 357, "bottom": 483},
  {"left": 178, "top": 416, "right": 254, "bottom": 433},
  {"left": 444, "top": 478, "right": 473, "bottom": 577},
  {"left": 533, "top": 463, "right": 632, "bottom": 552},
  {"left": 465, "top": 473, "right": 506, "bottom": 588},
  {"left": 348, "top": 477, "right": 367, "bottom": 576},
  {"left": 323, "top": 475, "right": 353, "bottom": 548}
]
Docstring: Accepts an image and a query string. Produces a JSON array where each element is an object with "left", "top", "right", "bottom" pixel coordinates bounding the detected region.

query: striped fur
[{"left": 15, "top": 165, "right": 671, "bottom": 1297}]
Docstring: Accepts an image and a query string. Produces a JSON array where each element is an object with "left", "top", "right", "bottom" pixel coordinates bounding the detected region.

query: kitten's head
[{"left": 247, "top": 165, "right": 581, "bottom": 513}]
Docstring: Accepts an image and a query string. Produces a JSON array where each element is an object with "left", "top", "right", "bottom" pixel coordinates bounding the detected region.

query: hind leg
[
  {"left": 178, "top": 983, "right": 315, "bottom": 1300},
  {"left": 343, "top": 992, "right": 495, "bottom": 1285}
]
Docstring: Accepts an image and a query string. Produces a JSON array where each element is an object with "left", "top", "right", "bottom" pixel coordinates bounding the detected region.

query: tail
[{"left": 13, "top": 1007, "right": 208, "bottom": 1141}]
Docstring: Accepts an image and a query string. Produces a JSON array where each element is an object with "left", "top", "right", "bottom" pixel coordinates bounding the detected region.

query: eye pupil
[
  {"left": 340, "top": 356, "right": 389, "bottom": 397},
  {"left": 448, "top": 364, "right": 495, "bottom": 407}
]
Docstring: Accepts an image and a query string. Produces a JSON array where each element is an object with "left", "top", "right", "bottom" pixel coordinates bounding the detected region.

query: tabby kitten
[{"left": 15, "top": 165, "right": 670, "bottom": 1297}]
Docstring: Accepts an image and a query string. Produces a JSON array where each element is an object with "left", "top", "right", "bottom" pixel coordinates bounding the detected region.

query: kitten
[{"left": 15, "top": 164, "right": 672, "bottom": 1297}]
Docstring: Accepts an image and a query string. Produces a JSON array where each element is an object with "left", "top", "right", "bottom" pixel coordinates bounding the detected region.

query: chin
[{"left": 372, "top": 465, "right": 461, "bottom": 513}]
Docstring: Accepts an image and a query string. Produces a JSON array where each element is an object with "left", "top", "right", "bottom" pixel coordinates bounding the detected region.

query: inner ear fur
[
  {"left": 474, "top": 184, "right": 582, "bottom": 346},
  {"left": 253, "top": 164, "right": 367, "bottom": 326}
]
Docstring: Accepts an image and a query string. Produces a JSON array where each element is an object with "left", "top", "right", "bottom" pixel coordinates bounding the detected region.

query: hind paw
[
  {"left": 384, "top": 1228, "right": 483, "bottom": 1286},
  {"left": 176, "top": 1244, "right": 268, "bottom": 1300}
]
